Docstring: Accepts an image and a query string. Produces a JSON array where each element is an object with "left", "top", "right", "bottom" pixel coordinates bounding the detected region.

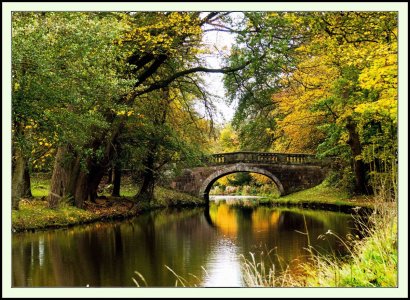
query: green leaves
[
  {"left": 12, "top": 12, "right": 134, "bottom": 170},
  {"left": 220, "top": 11, "right": 397, "bottom": 195}
]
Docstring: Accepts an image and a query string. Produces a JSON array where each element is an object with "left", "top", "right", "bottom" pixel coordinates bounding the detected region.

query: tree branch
[
  {"left": 131, "top": 59, "right": 254, "bottom": 98},
  {"left": 134, "top": 54, "right": 168, "bottom": 88}
]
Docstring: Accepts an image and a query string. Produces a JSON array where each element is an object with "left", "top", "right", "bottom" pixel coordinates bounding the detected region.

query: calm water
[{"left": 12, "top": 197, "right": 360, "bottom": 287}]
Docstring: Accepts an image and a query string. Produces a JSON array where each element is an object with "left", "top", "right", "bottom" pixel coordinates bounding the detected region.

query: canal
[{"left": 12, "top": 197, "right": 361, "bottom": 287}]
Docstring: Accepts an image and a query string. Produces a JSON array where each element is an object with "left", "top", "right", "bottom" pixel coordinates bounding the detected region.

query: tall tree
[
  {"left": 12, "top": 12, "right": 132, "bottom": 209},
  {"left": 45, "top": 12, "right": 263, "bottom": 207},
  {"left": 223, "top": 12, "right": 397, "bottom": 195}
]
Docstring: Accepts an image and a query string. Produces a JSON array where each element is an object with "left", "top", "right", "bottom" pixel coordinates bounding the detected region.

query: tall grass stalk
[
  {"left": 133, "top": 265, "right": 205, "bottom": 287},
  {"left": 240, "top": 252, "right": 276, "bottom": 287},
  {"left": 132, "top": 271, "right": 148, "bottom": 287}
]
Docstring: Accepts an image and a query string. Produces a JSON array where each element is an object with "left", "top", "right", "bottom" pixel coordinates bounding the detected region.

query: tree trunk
[
  {"left": 48, "top": 146, "right": 79, "bottom": 208},
  {"left": 136, "top": 151, "right": 156, "bottom": 202},
  {"left": 346, "top": 119, "right": 373, "bottom": 195},
  {"left": 49, "top": 160, "right": 109, "bottom": 209},
  {"left": 22, "top": 161, "right": 32, "bottom": 198},
  {"left": 135, "top": 88, "right": 170, "bottom": 203},
  {"left": 48, "top": 122, "right": 123, "bottom": 208},
  {"left": 112, "top": 163, "right": 122, "bottom": 197},
  {"left": 48, "top": 146, "right": 106, "bottom": 209},
  {"left": 86, "top": 163, "right": 107, "bottom": 204},
  {"left": 12, "top": 148, "right": 26, "bottom": 210},
  {"left": 107, "top": 167, "right": 113, "bottom": 184},
  {"left": 72, "top": 171, "right": 90, "bottom": 208}
]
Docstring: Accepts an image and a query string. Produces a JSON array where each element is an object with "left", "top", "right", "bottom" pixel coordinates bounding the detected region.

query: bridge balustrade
[{"left": 206, "top": 151, "right": 323, "bottom": 166}]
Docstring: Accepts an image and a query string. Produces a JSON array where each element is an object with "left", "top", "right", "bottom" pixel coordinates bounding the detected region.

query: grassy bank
[
  {"left": 255, "top": 182, "right": 377, "bottom": 214},
  {"left": 211, "top": 178, "right": 376, "bottom": 212},
  {"left": 303, "top": 204, "right": 397, "bottom": 287},
  {"left": 12, "top": 175, "right": 203, "bottom": 232},
  {"left": 241, "top": 199, "right": 397, "bottom": 287}
]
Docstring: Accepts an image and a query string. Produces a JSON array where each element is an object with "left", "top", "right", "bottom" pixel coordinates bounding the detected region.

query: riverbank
[
  {"left": 241, "top": 197, "right": 398, "bottom": 287},
  {"left": 259, "top": 183, "right": 378, "bottom": 214},
  {"left": 12, "top": 176, "right": 203, "bottom": 232},
  {"left": 12, "top": 175, "right": 377, "bottom": 233}
]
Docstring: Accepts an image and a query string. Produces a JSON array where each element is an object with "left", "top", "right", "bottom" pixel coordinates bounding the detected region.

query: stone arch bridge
[{"left": 170, "top": 151, "right": 332, "bottom": 201}]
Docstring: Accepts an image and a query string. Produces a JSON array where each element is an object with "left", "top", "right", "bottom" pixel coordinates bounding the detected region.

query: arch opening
[{"left": 199, "top": 164, "right": 284, "bottom": 200}]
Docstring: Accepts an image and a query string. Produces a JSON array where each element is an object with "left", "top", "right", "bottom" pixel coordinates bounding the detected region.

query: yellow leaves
[
  {"left": 250, "top": 173, "right": 271, "bottom": 185},
  {"left": 270, "top": 53, "right": 336, "bottom": 152},
  {"left": 295, "top": 45, "right": 306, "bottom": 52},
  {"left": 216, "top": 175, "right": 231, "bottom": 187},
  {"left": 354, "top": 98, "right": 398, "bottom": 125},
  {"left": 24, "top": 119, "right": 39, "bottom": 130},
  {"left": 14, "top": 82, "right": 20, "bottom": 91},
  {"left": 122, "top": 12, "right": 202, "bottom": 57},
  {"left": 340, "top": 131, "right": 349, "bottom": 143},
  {"left": 283, "top": 12, "right": 304, "bottom": 26},
  {"left": 112, "top": 107, "right": 137, "bottom": 117},
  {"left": 359, "top": 54, "right": 397, "bottom": 92},
  {"left": 354, "top": 39, "right": 397, "bottom": 125},
  {"left": 264, "top": 128, "right": 274, "bottom": 135},
  {"left": 36, "top": 138, "right": 52, "bottom": 148},
  {"left": 217, "top": 124, "right": 240, "bottom": 153}
]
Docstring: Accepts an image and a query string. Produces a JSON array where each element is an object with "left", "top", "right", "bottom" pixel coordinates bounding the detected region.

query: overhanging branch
[{"left": 131, "top": 59, "right": 255, "bottom": 98}]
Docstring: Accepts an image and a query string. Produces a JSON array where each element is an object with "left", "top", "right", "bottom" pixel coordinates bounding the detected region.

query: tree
[
  {"left": 303, "top": 12, "right": 398, "bottom": 195},
  {"left": 223, "top": 12, "right": 305, "bottom": 151},
  {"left": 44, "top": 12, "right": 263, "bottom": 207},
  {"left": 12, "top": 12, "right": 132, "bottom": 209},
  {"left": 11, "top": 12, "right": 281, "bottom": 209},
  {"left": 223, "top": 12, "right": 397, "bottom": 196},
  {"left": 211, "top": 123, "right": 240, "bottom": 153}
]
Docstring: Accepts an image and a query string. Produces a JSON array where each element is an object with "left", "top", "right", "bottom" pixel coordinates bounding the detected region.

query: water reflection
[
  {"left": 12, "top": 198, "right": 358, "bottom": 287},
  {"left": 202, "top": 239, "right": 242, "bottom": 287}
]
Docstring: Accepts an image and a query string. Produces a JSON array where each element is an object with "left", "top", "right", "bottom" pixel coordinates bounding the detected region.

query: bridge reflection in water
[{"left": 206, "top": 197, "right": 282, "bottom": 238}]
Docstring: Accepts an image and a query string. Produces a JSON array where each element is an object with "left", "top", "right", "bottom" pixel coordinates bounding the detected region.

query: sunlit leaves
[{"left": 120, "top": 12, "right": 202, "bottom": 58}]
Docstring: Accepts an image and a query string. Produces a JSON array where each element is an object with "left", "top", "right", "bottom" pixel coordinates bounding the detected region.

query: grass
[
  {"left": 153, "top": 186, "right": 203, "bottom": 207},
  {"left": 239, "top": 199, "right": 398, "bottom": 287},
  {"left": 301, "top": 201, "right": 397, "bottom": 287},
  {"left": 30, "top": 175, "right": 50, "bottom": 198},
  {"left": 258, "top": 181, "right": 376, "bottom": 211},
  {"left": 12, "top": 200, "right": 98, "bottom": 232},
  {"left": 98, "top": 176, "right": 203, "bottom": 207},
  {"left": 12, "top": 174, "right": 203, "bottom": 232}
]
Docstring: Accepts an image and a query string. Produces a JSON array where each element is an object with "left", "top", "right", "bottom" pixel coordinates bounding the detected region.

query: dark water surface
[{"left": 12, "top": 197, "right": 360, "bottom": 287}]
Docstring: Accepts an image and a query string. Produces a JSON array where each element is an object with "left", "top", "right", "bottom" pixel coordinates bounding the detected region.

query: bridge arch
[{"left": 199, "top": 163, "right": 285, "bottom": 199}]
